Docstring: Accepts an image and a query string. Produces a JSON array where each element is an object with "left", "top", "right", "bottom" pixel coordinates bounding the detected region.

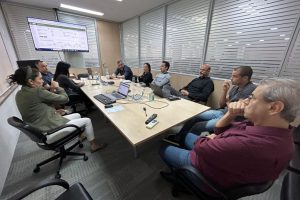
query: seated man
[
  {"left": 172, "top": 66, "right": 256, "bottom": 142},
  {"left": 112, "top": 60, "right": 133, "bottom": 80},
  {"left": 152, "top": 61, "right": 171, "bottom": 87},
  {"left": 160, "top": 78, "right": 299, "bottom": 192},
  {"left": 172, "top": 64, "right": 214, "bottom": 103},
  {"left": 37, "top": 60, "right": 53, "bottom": 90}
]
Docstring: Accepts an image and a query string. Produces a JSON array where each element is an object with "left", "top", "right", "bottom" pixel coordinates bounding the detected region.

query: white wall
[
  {"left": 0, "top": 90, "right": 20, "bottom": 194},
  {"left": 0, "top": 7, "right": 20, "bottom": 194}
]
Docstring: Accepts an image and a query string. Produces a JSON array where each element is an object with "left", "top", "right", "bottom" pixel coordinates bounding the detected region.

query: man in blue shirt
[
  {"left": 37, "top": 61, "right": 53, "bottom": 90},
  {"left": 112, "top": 60, "right": 133, "bottom": 80}
]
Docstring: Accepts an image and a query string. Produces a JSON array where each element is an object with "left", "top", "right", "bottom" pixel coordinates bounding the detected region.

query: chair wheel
[
  {"left": 79, "top": 143, "right": 83, "bottom": 148},
  {"left": 33, "top": 167, "right": 40, "bottom": 173},
  {"left": 83, "top": 156, "right": 88, "bottom": 161},
  {"left": 55, "top": 173, "right": 61, "bottom": 179}
]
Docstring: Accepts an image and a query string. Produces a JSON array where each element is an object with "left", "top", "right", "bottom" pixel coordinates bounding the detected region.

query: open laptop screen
[{"left": 118, "top": 83, "right": 130, "bottom": 96}]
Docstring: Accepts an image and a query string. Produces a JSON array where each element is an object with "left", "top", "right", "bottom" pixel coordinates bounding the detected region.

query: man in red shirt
[{"left": 160, "top": 78, "right": 299, "bottom": 191}]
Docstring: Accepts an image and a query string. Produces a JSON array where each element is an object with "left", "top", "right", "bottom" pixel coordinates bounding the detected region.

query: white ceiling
[{"left": 4, "top": 0, "right": 172, "bottom": 22}]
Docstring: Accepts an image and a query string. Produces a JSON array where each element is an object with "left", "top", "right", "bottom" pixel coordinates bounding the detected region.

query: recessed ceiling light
[
  {"left": 116, "top": 0, "right": 123, "bottom": 1},
  {"left": 60, "top": 3, "right": 104, "bottom": 16}
]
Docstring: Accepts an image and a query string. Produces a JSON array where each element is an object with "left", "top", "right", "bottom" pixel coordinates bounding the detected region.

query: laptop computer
[
  {"left": 103, "top": 83, "right": 130, "bottom": 101},
  {"left": 150, "top": 83, "right": 181, "bottom": 100}
]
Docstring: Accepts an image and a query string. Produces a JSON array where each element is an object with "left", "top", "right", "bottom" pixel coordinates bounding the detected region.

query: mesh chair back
[{"left": 7, "top": 117, "right": 47, "bottom": 143}]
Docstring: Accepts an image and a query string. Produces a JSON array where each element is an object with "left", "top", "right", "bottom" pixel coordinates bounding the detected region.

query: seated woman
[
  {"left": 138, "top": 63, "right": 153, "bottom": 86},
  {"left": 53, "top": 61, "right": 93, "bottom": 110},
  {"left": 9, "top": 67, "right": 106, "bottom": 153}
]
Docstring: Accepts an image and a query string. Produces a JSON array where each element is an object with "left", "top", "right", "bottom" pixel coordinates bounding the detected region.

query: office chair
[
  {"left": 166, "top": 166, "right": 273, "bottom": 200},
  {"left": 281, "top": 126, "right": 300, "bottom": 200},
  {"left": 7, "top": 178, "right": 93, "bottom": 200},
  {"left": 65, "top": 93, "right": 87, "bottom": 114},
  {"left": 7, "top": 117, "right": 88, "bottom": 179},
  {"left": 77, "top": 73, "right": 90, "bottom": 80}
]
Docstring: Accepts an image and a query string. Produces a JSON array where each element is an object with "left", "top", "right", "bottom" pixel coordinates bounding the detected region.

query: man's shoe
[
  {"left": 160, "top": 171, "right": 177, "bottom": 183},
  {"left": 162, "top": 134, "right": 180, "bottom": 146}
]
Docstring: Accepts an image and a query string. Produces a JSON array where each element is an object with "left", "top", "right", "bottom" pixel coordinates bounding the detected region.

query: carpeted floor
[{"left": 0, "top": 109, "right": 284, "bottom": 200}]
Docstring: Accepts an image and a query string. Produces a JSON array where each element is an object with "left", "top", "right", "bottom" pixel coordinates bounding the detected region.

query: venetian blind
[
  {"left": 140, "top": 7, "right": 164, "bottom": 70},
  {"left": 122, "top": 17, "right": 139, "bottom": 68},
  {"left": 165, "top": 0, "right": 210, "bottom": 75},
  {"left": 205, "top": 0, "right": 300, "bottom": 82}
]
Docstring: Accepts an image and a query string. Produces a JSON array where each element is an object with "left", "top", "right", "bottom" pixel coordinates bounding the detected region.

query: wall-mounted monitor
[
  {"left": 16, "top": 60, "right": 40, "bottom": 68},
  {"left": 27, "top": 17, "right": 89, "bottom": 52}
]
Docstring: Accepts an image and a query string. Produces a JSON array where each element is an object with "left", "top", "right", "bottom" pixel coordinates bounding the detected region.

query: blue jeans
[
  {"left": 178, "top": 109, "right": 225, "bottom": 143},
  {"left": 160, "top": 133, "right": 199, "bottom": 169}
]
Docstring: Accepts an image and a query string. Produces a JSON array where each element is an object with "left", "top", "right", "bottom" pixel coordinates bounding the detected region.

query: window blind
[
  {"left": 165, "top": 0, "right": 210, "bottom": 75},
  {"left": 140, "top": 7, "right": 164, "bottom": 71},
  {"left": 57, "top": 11, "right": 100, "bottom": 68},
  {"left": 122, "top": 18, "right": 139, "bottom": 68},
  {"left": 280, "top": 26, "right": 300, "bottom": 80},
  {"left": 2, "top": 2, "right": 61, "bottom": 67},
  {"left": 205, "top": 0, "right": 300, "bottom": 82}
]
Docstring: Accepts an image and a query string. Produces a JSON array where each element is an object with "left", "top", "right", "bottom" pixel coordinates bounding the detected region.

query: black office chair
[
  {"left": 280, "top": 126, "right": 300, "bottom": 200},
  {"left": 166, "top": 166, "right": 273, "bottom": 200},
  {"left": 65, "top": 93, "right": 87, "bottom": 114},
  {"left": 8, "top": 178, "right": 93, "bottom": 200},
  {"left": 7, "top": 117, "right": 88, "bottom": 179},
  {"left": 77, "top": 73, "right": 90, "bottom": 80}
]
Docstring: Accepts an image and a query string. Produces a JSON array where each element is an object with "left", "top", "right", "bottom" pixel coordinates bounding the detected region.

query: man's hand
[
  {"left": 227, "top": 99, "right": 248, "bottom": 116},
  {"left": 55, "top": 109, "right": 66, "bottom": 116},
  {"left": 77, "top": 82, "right": 85, "bottom": 87},
  {"left": 206, "top": 133, "right": 217, "bottom": 140},
  {"left": 222, "top": 80, "right": 231, "bottom": 92},
  {"left": 180, "top": 89, "right": 189, "bottom": 96}
]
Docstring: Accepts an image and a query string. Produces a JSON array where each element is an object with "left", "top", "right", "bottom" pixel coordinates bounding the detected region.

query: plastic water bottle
[{"left": 149, "top": 89, "right": 155, "bottom": 101}]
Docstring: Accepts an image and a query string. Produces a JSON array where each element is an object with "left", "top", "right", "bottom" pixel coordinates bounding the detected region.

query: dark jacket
[
  {"left": 114, "top": 65, "right": 133, "bottom": 80},
  {"left": 181, "top": 76, "right": 214, "bottom": 102},
  {"left": 138, "top": 72, "right": 153, "bottom": 86}
]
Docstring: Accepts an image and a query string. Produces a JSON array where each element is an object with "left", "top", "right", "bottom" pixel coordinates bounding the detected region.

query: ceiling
[{"left": 4, "top": 0, "right": 172, "bottom": 22}]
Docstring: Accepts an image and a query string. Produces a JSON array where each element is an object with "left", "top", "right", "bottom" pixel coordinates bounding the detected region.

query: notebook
[{"left": 103, "top": 83, "right": 130, "bottom": 101}]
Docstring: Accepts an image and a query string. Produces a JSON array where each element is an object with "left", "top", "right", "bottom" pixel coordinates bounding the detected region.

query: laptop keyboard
[
  {"left": 111, "top": 93, "right": 124, "bottom": 99},
  {"left": 94, "top": 94, "right": 116, "bottom": 105}
]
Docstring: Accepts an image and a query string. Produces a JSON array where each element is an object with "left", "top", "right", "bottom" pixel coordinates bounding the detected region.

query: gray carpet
[{"left": 0, "top": 110, "right": 283, "bottom": 200}]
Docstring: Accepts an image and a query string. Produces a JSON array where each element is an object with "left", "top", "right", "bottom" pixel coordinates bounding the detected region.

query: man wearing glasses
[
  {"left": 160, "top": 78, "right": 299, "bottom": 191},
  {"left": 171, "top": 66, "right": 256, "bottom": 144}
]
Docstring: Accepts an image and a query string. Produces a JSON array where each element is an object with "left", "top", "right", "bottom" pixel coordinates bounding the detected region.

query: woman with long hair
[
  {"left": 138, "top": 62, "right": 153, "bottom": 86},
  {"left": 54, "top": 61, "right": 93, "bottom": 110},
  {"left": 9, "top": 67, "right": 106, "bottom": 153}
]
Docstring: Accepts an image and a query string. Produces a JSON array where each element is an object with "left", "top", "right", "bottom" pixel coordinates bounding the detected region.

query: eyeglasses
[{"left": 247, "top": 94, "right": 255, "bottom": 100}]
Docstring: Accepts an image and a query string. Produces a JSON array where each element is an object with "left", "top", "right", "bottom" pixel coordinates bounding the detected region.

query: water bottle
[
  {"left": 149, "top": 89, "right": 155, "bottom": 101},
  {"left": 94, "top": 72, "right": 100, "bottom": 84},
  {"left": 104, "top": 68, "right": 110, "bottom": 79}
]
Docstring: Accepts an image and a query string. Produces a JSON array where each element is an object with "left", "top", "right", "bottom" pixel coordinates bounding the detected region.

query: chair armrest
[
  {"left": 8, "top": 179, "right": 69, "bottom": 200},
  {"left": 46, "top": 124, "right": 83, "bottom": 135},
  {"left": 176, "top": 166, "right": 227, "bottom": 199}
]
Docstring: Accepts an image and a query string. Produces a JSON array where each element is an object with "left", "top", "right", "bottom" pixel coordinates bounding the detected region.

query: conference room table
[{"left": 80, "top": 77, "right": 210, "bottom": 157}]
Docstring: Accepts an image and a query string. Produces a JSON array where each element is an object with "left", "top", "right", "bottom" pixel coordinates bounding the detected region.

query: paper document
[{"left": 105, "top": 105, "right": 124, "bottom": 113}]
